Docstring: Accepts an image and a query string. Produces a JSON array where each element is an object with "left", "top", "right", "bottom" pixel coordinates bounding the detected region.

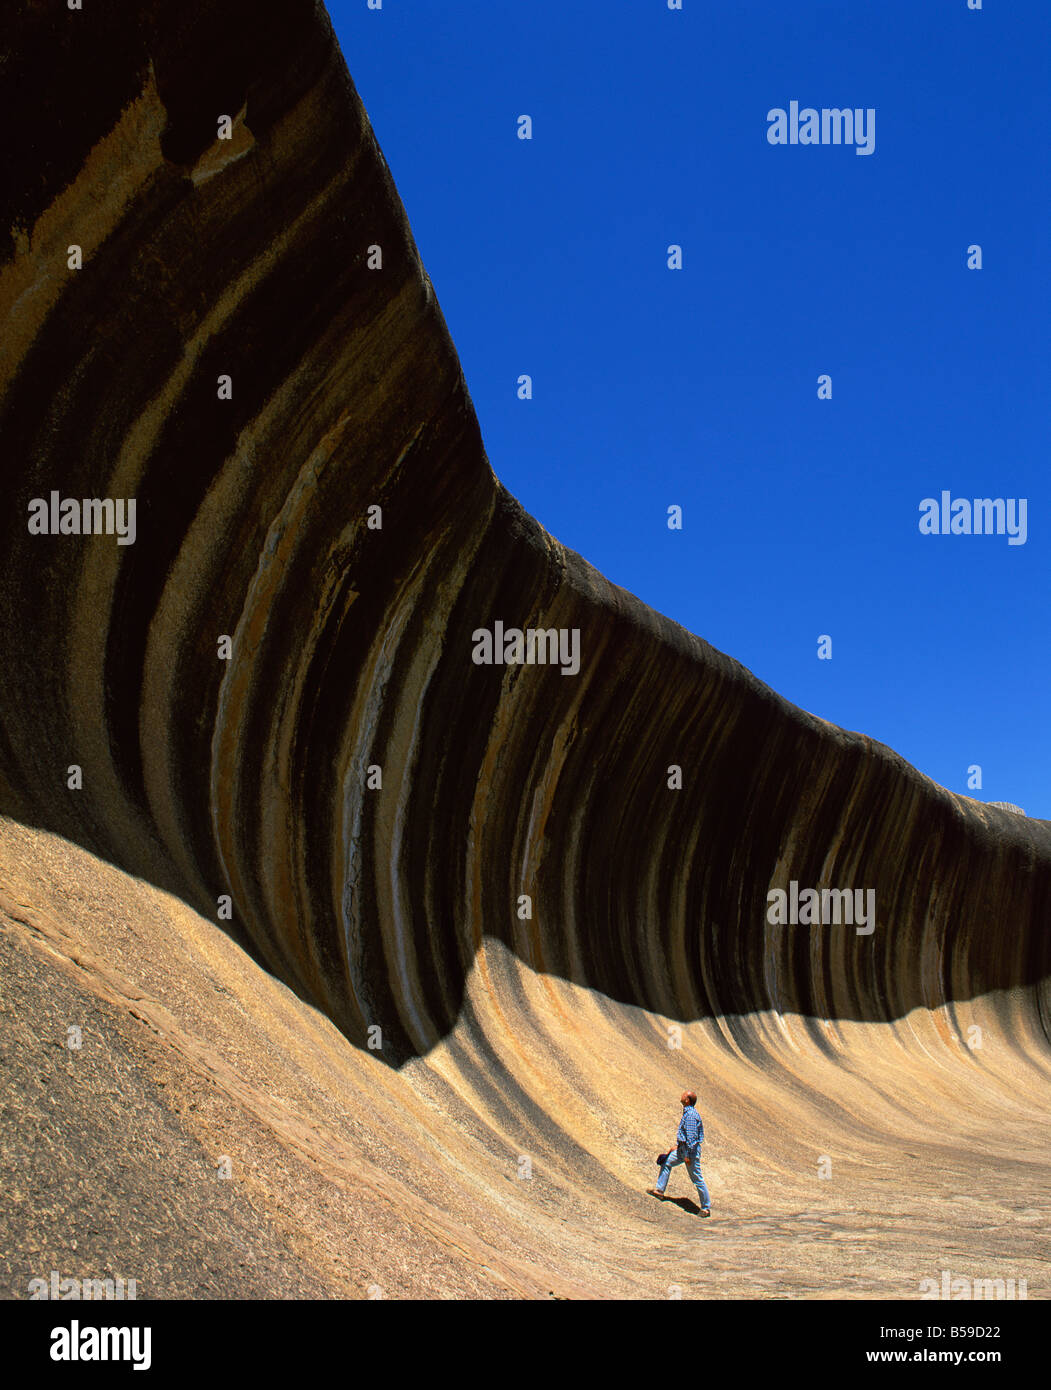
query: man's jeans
[{"left": 656, "top": 1146, "right": 710, "bottom": 1207}]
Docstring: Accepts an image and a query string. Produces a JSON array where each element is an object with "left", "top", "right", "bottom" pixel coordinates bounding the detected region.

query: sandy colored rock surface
[{"left": 2, "top": 819, "right": 1047, "bottom": 1299}]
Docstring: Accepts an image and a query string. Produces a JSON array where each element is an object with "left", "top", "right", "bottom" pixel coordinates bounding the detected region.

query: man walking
[{"left": 648, "top": 1090, "right": 711, "bottom": 1216}]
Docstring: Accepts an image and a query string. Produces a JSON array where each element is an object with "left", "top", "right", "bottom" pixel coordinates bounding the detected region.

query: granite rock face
[{"left": 1, "top": 0, "right": 1049, "bottom": 1081}]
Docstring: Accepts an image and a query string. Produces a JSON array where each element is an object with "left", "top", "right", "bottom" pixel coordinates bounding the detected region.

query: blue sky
[{"left": 329, "top": 0, "right": 1050, "bottom": 819}]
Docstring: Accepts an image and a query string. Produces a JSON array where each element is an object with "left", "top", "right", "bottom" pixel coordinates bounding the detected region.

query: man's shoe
[
  {"left": 646, "top": 1188, "right": 666, "bottom": 1200},
  {"left": 699, "top": 1207, "right": 711, "bottom": 1217}
]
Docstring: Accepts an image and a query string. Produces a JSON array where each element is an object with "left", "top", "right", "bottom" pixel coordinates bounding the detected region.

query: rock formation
[{"left": 1, "top": 0, "right": 1049, "bottom": 1299}]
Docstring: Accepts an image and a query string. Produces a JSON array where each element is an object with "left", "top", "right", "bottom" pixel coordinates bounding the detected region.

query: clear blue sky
[{"left": 329, "top": 0, "right": 1050, "bottom": 819}]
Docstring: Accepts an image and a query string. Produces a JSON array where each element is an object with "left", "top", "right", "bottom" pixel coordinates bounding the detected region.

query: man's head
[{"left": 681, "top": 1090, "right": 697, "bottom": 1108}]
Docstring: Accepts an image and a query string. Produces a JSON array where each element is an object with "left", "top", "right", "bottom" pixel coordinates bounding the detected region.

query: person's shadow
[
  {"left": 661, "top": 1195, "right": 701, "bottom": 1214},
  {"left": 648, "top": 1185, "right": 701, "bottom": 1214}
]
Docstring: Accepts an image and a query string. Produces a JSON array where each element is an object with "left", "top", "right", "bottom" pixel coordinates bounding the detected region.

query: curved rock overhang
[{"left": 1, "top": 0, "right": 1048, "bottom": 1068}]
